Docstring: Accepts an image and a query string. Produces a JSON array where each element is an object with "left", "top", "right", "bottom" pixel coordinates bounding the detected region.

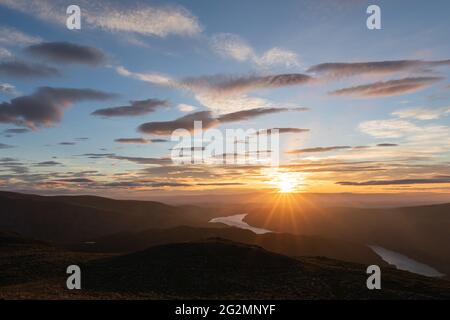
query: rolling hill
[{"left": 68, "top": 225, "right": 386, "bottom": 266}]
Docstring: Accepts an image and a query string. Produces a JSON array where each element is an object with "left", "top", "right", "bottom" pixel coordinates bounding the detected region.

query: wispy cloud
[
  {"left": 92, "top": 99, "right": 167, "bottom": 117},
  {"left": 0, "top": 0, "right": 202, "bottom": 38},
  {"left": 392, "top": 107, "right": 450, "bottom": 120},
  {"left": 307, "top": 59, "right": 450, "bottom": 78},
  {"left": 330, "top": 77, "right": 442, "bottom": 97},
  {"left": 287, "top": 146, "right": 351, "bottom": 154},
  {"left": 210, "top": 33, "right": 300, "bottom": 68},
  {"left": 0, "top": 25, "right": 41, "bottom": 46},
  {"left": 116, "top": 66, "right": 313, "bottom": 113},
  {"left": 0, "top": 83, "right": 18, "bottom": 95},
  {"left": 177, "top": 103, "right": 196, "bottom": 113},
  {"left": 337, "top": 176, "right": 450, "bottom": 186}
]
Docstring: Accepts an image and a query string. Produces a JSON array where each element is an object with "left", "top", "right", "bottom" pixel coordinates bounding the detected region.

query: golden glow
[{"left": 264, "top": 168, "right": 304, "bottom": 193}]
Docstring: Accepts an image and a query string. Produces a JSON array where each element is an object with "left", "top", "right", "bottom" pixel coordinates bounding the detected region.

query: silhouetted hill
[
  {"left": 68, "top": 225, "right": 385, "bottom": 266},
  {"left": 245, "top": 202, "right": 450, "bottom": 275},
  {"left": 82, "top": 239, "right": 450, "bottom": 299},
  {"left": 0, "top": 231, "right": 109, "bottom": 288},
  {"left": 0, "top": 191, "right": 222, "bottom": 243},
  {"left": 2, "top": 235, "right": 449, "bottom": 299}
]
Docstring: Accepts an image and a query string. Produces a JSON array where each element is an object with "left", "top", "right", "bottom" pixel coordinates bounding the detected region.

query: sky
[{"left": 0, "top": 0, "right": 449, "bottom": 198}]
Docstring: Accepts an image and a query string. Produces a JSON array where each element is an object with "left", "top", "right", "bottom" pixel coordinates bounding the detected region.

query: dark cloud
[
  {"left": 54, "top": 178, "right": 94, "bottom": 183},
  {"left": 183, "top": 73, "right": 313, "bottom": 95},
  {"left": 0, "top": 87, "right": 116, "bottom": 129},
  {"left": 80, "top": 152, "right": 172, "bottom": 165},
  {"left": 330, "top": 77, "right": 442, "bottom": 97},
  {"left": 110, "top": 155, "right": 172, "bottom": 165},
  {"left": 3, "top": 128, "right": 29, "bottom": 134},
  {"left": 138, "top": 111, "right": 218, "bottom": 135},
  {"left": 307, "top": 59, "right": 450, "bottom": 78},
  {"left": 82, "top": 153, "right": 115, "bottom": 159},
  {"left": 0, "top": 142, "right": 14, "bottom": 149},
  {"left": 196, "top": 182, "right": 245, "bottom": 186},
  {"left": 377, "top": 143, "right": 398, "bottom": 147},
  {"left": 34, "top": 161, "right": 62, "bottom": 167},
  {"left": 74, "top": 137, "right": 89, "bottom": 141},
  {"left": 114, "top": 138, "right": 149, "bottom": 144},
  {"left": 337, "top": 176, "right": 450, "bottom": 186},
  {"left": 91, "top": 99, "right": 167, "bottom": 117},
  {"left": 138, "top": 107, "right": 300, "bottom": 135},
  {"left": 150, "top": 139, "right": 168, "bottom": 143},
  {"left": 287, "top": 146, "right": 351, "bottom": 154},
  {"left": 25, "top": 42, "right": 106, "bottom": 65},
  {"left": 270, "top": 128, "right": 310, "bottom": 134},
  {"left": 100, "top": 181, "right": 190, "bottom": 188},
  {"left": 218, "top": 107, "right": 290, "bottom": 123},
  {"left": 0, "top": 60, "right": 60, "bottom": 78},
  {"left": 59, "top": 142, "right": 76, "bottom": 145}
]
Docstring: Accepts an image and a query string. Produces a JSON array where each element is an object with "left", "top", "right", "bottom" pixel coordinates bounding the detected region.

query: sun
[
  {"left": 264, "top": 168, "right": 303, "bottom": 193},
  {"left": 278, "top": 179, "right": 296, "bottom": 193}
]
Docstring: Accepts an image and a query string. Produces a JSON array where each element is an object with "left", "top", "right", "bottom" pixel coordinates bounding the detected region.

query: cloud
[
  {"left": 358, "top": 119, "right": 419, "bottom": 139},
  {"left": 183, "top": 73, "right": 312, "bottom": 96},
  {"left": 2, "top": 128, "right": 29, "bottom": 134},
  {"left": 25, "top": 42, "right": 106, "bottom": 65},
  {"left": 86, "top": 5, "right": 202, "bottom": 37},
  {"left": 287, "top": 146, "right": 351, "bottom": 154},
  {"left": 210, "top": 33, "right": 253, "bottom": 62},
  {"left": 359, "top": 116, "right": 450, "bottom": 156},
  {"left": 0, "top": 142, "right": 14, "bottom": 148},
  {"left": 0, "top": 25, "right": 41, "bottom": 46},
  {"left": 138, "top": 107, "right": 301, "bottom": 135},
  {"left": 0, "top": 47, "right": 11, "bottom": 58},
  {"left": 330, "top": 77, "right": 442, "bottom": 97},
  {"left": 177, "top": 103, "right": 196, "bottom": 113},
  {"left": 337, "top": 176, "right": 450, "bottom": 186},
  {"left": 392, "top": 107, "right": 450, "bottom": 120},
  {"left": 307, "top": 59, "right": 450, "bottom": 78},
  {"left": 210, "top": 33, "right": 299, "bottom": 67},
  {"left": 0, "top": 83, "right": 18, "bottom": 95},
  {"left": 139, "top": 111, "right": 218, "bottom": 135},
  {"left": 59, "top": 142, "right": 76, "bottom": 145},
  {"left": 255, "top": 48, "right": 300, "bottom": 68},
  {"left": 377, "top": 143, "right": 398, "bottom": 147},
  {"left": 114, "top": 138, "right": 149, "bottom": 144},
  {"left": 34, "top": 161, "right": 61, "bottom": 167},
  {"left": 109, "top": 155, "right": 172, "bottom": 165},
  {"left": 217, "top": 107, "right": 291, "bottom": 123},
  {"left": 150, "top": 139, "right": 168, "bottom": 143},
  {"left": 55, "top": 178, "right": 94, "bottom": 183},
  {"left": 116, "top": 66, "right": 312, "bottom": 113},
  {"left": 92, "top": 98, "right": 167, "bottom": 117},
  {"left": 80, "top": 152, "right": 172, "bottom": 165},
  {"left": 0, "top": 1, "right": 202, "bottom": 38},
  {"left": 270, "top": 128, "right": 310, "bottom": 134},
  {"left": 0, "top": 87, "right": 116, "bottom": 129},
  {"left": 0, "top": 60, "right": 60, "bottom": 78}
]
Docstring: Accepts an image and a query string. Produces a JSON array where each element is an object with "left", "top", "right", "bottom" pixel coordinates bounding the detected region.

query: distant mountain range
[{"left": 244, "top": 201, "right": 450, "bottom": 275}]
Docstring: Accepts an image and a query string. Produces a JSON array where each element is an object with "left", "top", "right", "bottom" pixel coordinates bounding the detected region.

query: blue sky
[{"left": 0, "top": 0, "right": 449, "bottom": 197}]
